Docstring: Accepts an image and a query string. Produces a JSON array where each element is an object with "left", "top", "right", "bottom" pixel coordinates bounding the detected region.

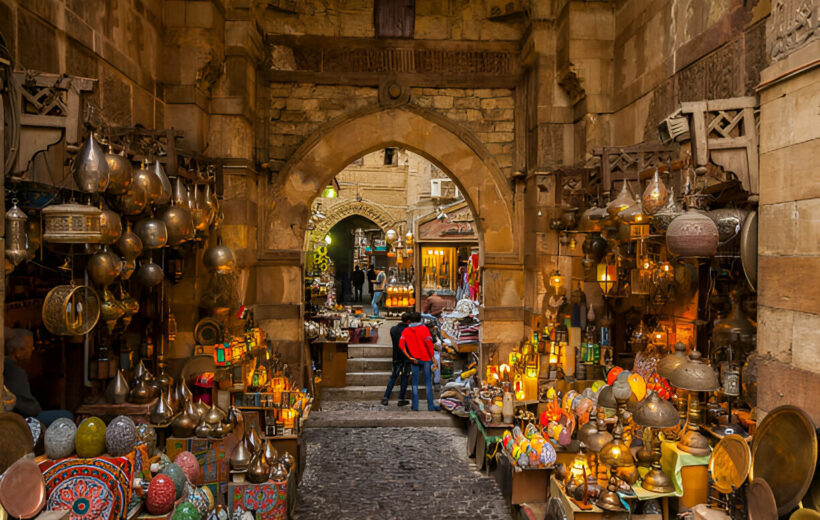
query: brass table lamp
[
  {"left": 634, "top": 391, "right": 680, "bottom": 493},
  {"left": 668, "top": 350, "right": 719, "bottom": 457}
]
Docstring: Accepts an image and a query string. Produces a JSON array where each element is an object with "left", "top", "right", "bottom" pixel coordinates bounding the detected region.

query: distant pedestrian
[
  {"left": 366, "top": 264, "right": 376, "bottom": 295},
  {"left": 399, "top": 312, "right": 440, "bottom": 411},
  {"left": 371, "top": 268, "right": 386, "bottom": 317},
  {"left": 352, "top": 264, "right": 365, "bottom": 303},
  {"left": 381, "top": 313, "right": 411, "bottom": 406},
  {"left": 423, "top": 291, "right": 447, "bottom": 317}
]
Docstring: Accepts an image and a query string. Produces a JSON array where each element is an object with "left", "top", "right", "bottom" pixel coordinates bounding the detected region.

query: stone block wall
[
  {"left": 0, "top": 0, "right": 164, "bottom": 128},
  {"left": 755, "top": 40, "right": 820, "bottom": 424}
]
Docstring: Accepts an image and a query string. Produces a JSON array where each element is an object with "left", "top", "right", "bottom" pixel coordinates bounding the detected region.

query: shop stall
[
  {"left": 0, "top": 73, "right": 309, "bottom": 519},
  {"left": 415, "top": 202, "right": 479, "bottom": 314}
]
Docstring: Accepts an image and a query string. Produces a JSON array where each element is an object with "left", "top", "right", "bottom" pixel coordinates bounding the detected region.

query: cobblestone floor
[{"left": 293, "top": 427, "right": 512, "bottom": 520}]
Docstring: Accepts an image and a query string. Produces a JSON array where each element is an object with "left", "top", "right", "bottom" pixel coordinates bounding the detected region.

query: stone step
[
  {"left": 347, "top": 357, "right": 394, "bottom": 371},
  {"left": 348, "top": 344, "right": 393, "bottom": 358},
  {"left": 305, "top": 410, "right": 457, "bottom": 428},
  {"left": 321, "top": 385, "right": 431, "bottom": 401},
  {"left": 345, "top": 371, "right": 393, "bottom": 386}
]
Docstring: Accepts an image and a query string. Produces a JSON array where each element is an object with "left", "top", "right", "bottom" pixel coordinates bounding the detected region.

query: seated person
[{"left": 4, "top": 327, "right": 72, "bottom": 426}]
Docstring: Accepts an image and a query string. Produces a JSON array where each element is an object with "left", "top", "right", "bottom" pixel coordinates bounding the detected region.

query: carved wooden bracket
[
  {"left": 592, "top": 144, "right": 677, "bottom": 193},
  {"left": 680, "top": 96, "right": 759, "bottom": 194},
  {"left": 12, "top": 72, "right": 95, "bottom": 175}
]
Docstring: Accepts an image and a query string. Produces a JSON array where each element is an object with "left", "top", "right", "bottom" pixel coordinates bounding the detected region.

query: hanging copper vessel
[
  {"left": 136, "top": 259, "right": 164, "bottom": 287},
  {"left": 105, "top": 370, "right": 130, "bottom": 404},
  {"left": 607, "top": 182, "right": 635, "bottom": 217},
  {"left": 100, "top": 287, "right": 126, "bottom": 333},
  {"left": 190, "top": 184, "right": 210, "bottom": 232},
  {"left": 87, "top": 246, "right": 121, "bottom": 287},
  {"left": 43, "top": 203, "right": 103, "bottom": 243},
  {"left": 666, "top": 209, "right": 719, "bottom": 258},
  {"left": 5, "top": 201, "right": 29, "bottom": 268},
  {"left": 150, "top": 390, "right": 173, "bottom": 425},
  {"left": 162, "top": 181, "right": 195, "bottom": 246},
  {"left": 115, "top": 223, "right": 143, "bottom": 260},
  {"left": 98, "top": 208, "right": 123, "bottom": 245},
  {"left": 134, "top": 218, "right": 168, "bottom": 249},
  {"left": 203, "top": 237, "right": 235, "bottom": 273},
  {"left": 133, "top": 161, "right": 163, "bottom": 206},
  {"left": 153, "top": 160, "right": 172, "bottom": 206},
  {"left": 230, "top": 438, "right": 251, "bottom": 472},
  {"left": 73, "top": 133, "right": 110, "bottom": 193},
  {"left": 105, "top": 147, "right": 133, "bottom": 195},
  {"left": 114, "top": 179, "right": 149, "bottom": 216}
]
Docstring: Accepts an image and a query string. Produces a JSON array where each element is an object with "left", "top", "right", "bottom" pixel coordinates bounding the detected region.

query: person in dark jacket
[
  {"left": 366, "top": 265, "right": 376, "bottom": 295},
  {"left": 399, "top": 313, "right": 440, "bottom": 411},
  {"left": 381, "top": 313, "right": 411, "bottom": 406},
  {"left": 352, "top": 265, "right": 365, "bottom": 303}
]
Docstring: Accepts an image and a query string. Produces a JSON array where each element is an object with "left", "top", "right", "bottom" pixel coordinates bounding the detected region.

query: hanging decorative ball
[
  {"left": 73, "top": 133, "right": 110, "bottom": 193},
  {"left": 174, "top": 451, "right": 201, "bottom": 484},
  {"left": 666, "top": 209, "right": 719, "bottom": 258},
  {"left": 146, "top": 474, "right": 177, "bottom": 515},
  {"left": 105, "top": 415, "right": 137, "bottom": 457},
  {"left": 75, "top": 417, "right": 107, "bottom": 458},
  {"left": 45, "top": 418, "right": 77, "bottom": 459},
  {"left": 385, "top": 229, "right": 398, "bottom": 244}
]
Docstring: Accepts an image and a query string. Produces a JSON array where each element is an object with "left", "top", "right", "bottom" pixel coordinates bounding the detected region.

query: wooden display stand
[
  {"left": 314, "top": 340, "right": 348, "bottom": 387},
  {"left": 495, "top": 449, "right": 551, "bottom": 505}
]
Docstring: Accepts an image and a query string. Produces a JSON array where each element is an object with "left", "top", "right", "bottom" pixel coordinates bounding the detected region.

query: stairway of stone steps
[{"left": 306, "top": 318, "right": 455, "bottom": 428}]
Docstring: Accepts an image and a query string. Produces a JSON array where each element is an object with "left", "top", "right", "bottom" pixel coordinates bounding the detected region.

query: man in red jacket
[{"left": 399, "top": 312, "right": 440, "bottom": 411}]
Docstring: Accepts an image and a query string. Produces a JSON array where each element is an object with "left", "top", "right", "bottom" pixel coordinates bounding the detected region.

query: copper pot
[
  {"left": 133, "top": 161, "right": 163, "bottom": 206},
  {"left": 134, "top": 218, "right": 168, "bottom": 249},
  {"left": 136, "top": 260, "right": 164, "bottom": 288},
  {"left": 99, "top": 208, "right": 123, "bottom": 245},
  {"left": 113, "top": 180, "right": 149, "bottom": 216},
  {"left": 105, "top": 147, "right": 133, "bottom": 195},
  {"left": 203, "top": 238, "right": 235, "bottom": 273},
  {"left": 87, "top": 246, "right": 122, "bottom": 287},
  {"left": 73, "top": 133, "right": 109, "bottom": 193},
  {"left": 162, "top": 205, "right": 195, "bottom": 246},
  {"left": 115, "top": 223, "right": 143, "bottom": 260}
]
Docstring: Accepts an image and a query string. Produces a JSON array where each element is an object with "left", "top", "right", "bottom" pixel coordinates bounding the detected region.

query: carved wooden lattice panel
[
  {"left": 681, "top": 97, "right": 759, "bottom": 194},
  {"left": 593, "top": 144, "right": 677, "bottom": 192}
]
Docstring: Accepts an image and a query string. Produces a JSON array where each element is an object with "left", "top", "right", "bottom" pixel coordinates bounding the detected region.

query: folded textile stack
[{"left": 441, "top": 316, "right": 481, "bottom": 345}]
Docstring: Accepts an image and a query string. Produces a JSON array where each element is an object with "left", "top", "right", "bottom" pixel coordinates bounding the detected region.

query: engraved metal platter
[
  {"left": 746, "top": 478, "right": 778, "bottom": 520},
  {"left": 0, "top": 413, "right": 33, "bottom": 474},
  {"left": 709, "top": 433, "right": 751, "bottom": 494},
  {"left": 0, "top": 456, "right": 45, "bottom": 518},
  {"left": 750, "top": 405, "right": 818, "bottom": 515}
]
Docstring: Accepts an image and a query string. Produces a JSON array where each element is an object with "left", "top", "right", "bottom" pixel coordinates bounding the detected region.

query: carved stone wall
[{"left": 766, "top": 0, "right": 820, "bottom": 61}]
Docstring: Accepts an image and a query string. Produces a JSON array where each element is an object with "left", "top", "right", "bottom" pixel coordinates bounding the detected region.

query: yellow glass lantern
[
  {"left": 549, "top": 270, "right": 564, "bottom": 290},
  {"left": 282, "top": 408, "right": 296, "bottom": 429},
  {"left": 272, "top": 376, "right": 286, "bottom": 405},
  {"left": 597, "top": 263, "right": 617, "bottom": 294}
]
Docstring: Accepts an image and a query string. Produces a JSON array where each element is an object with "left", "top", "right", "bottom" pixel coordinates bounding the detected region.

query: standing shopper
[
  {"left": 381, "top": 313, "right": 411, "bottom": 406},
  {"left": 399, "top": 313, "right": 441, "bottom": 411},
  {"left": 352, "top": 265, "right": 365, "bottom": 303},
  {"left": 366, "top": 264, "right": 376, "bottom": 297},
  {"left": 371, "top": 268, "right": 386, "bottom": 317}
]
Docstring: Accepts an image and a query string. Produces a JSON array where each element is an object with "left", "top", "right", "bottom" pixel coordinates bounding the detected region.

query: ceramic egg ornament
[
  {"left": 173, "top": 502, "right": 201, "bottom": 520},
  {"left": 160, "top": 462, "right": 188, "bottom": 500},
  {"left": 105, "top": 415, "right": 137, "bottom": 456},
  {"left": 45, "top": 417, "right": 77, "bottom": 459},
  {"left": 75, "top": 416, "right": 107, "bottom": 458},
  {"left": 174, "top": 451, "right": 201, "bottom": 484},
  {"left": 146, "top": 474, "right": 177, "bottom": 515}
]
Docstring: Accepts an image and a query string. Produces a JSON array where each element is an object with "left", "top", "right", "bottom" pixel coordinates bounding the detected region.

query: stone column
[{"left": 755, "top": 8, "right": 820, "bottom": 423}]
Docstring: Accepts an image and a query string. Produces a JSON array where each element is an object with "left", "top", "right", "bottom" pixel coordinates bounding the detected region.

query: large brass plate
[
  {"left": 740, "top": 210, "right": 757, "bottom": 290},
  {"left": 751, "top": 405, "right": 818, "bottom": 516},
  {"left": 710, "top": 433, "right": 751, "bottom": 494},
  {"left": 747, "top": 478, "right": 778, "bottom": 520},
  {"left": 0, "top": 413, "right": 33, "bottom": 474},
  {"left": 0, "top": 456, "right": 45, "bottom": 518}
]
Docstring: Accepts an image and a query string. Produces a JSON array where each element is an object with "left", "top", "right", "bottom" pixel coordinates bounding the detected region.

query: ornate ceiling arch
[{"left": 308, "top": 200, "right": 397, "bottom": 246}]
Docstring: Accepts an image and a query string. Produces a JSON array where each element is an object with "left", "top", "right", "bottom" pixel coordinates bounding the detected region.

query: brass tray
[
  {"left": 0, "top": 413, "right": 33, "bottom": 474},
  {"left": 710, "top": 433, "right": 751, "bottom": 494},
  {"left": 747, "top": 478, "right": 778, "bottom": 520},
  {"left": 751, "top": 405, "right": 818, "bottom": 516},
  {"left": 0, "top": 456, "right": 45, "bottom": 518}
]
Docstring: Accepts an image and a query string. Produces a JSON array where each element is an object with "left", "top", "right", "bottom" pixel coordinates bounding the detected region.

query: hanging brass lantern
[
  {"left": 606, "top": 182, "right": 635, "bottom": 217},
  {"left": 642, "top": 169, "right": 669, "bottom": 215},
  {"left": 73, "top": 133, "right": 110, "bottom": 193},
  {"left": 5, "top": 200, "right": 29, "bottom": 268},
  {"left": 43, "top": 202, "right": 103, "bottom": 244},
  {"left": 105, "top": 146, "right": 133, "bottom": 195}
]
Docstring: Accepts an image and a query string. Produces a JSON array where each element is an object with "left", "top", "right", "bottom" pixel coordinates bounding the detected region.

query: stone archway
[
  {"left": 308, "top": 200, "right": 397, "bottom": 248},
  {"left": 255, "top": 104, "right": 525, "bottom": 379}
]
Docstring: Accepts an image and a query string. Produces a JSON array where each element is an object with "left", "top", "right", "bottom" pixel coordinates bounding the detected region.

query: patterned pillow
[{"left": 39, "top": 455, "right": 134, "bottom": 520}]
